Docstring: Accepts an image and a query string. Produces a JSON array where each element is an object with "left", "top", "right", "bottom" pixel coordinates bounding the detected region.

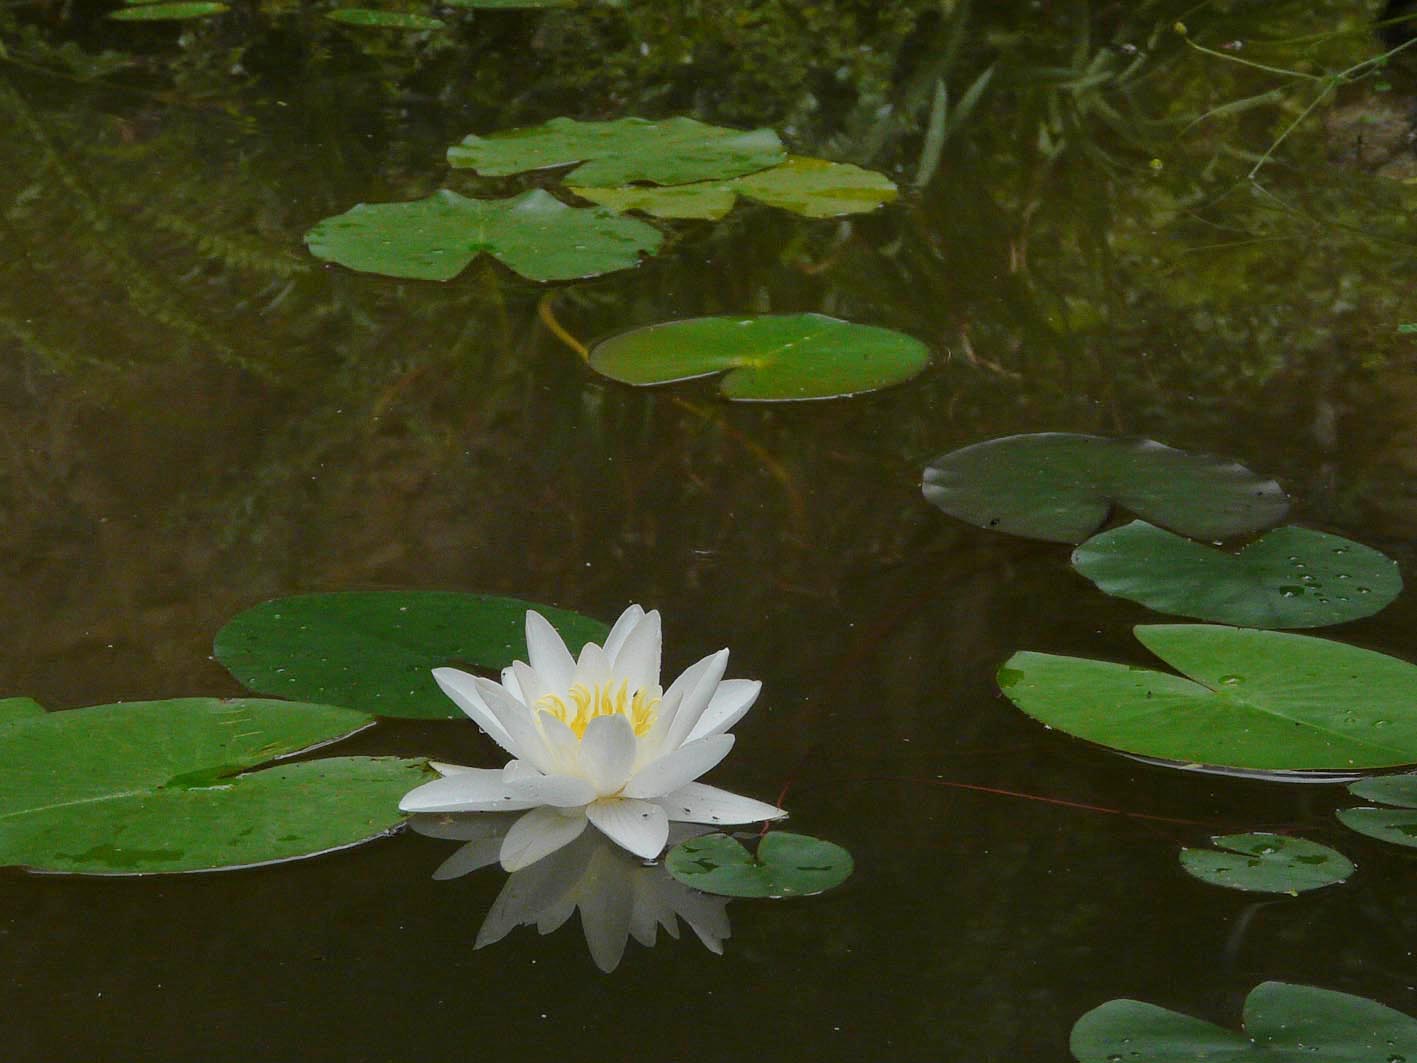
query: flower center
[{"left": 535, "top": 679, "right": 660, "bottom": 740}]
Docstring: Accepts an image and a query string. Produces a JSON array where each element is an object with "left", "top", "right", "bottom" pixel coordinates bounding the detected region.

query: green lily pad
[
  {"left": 665, "top": 831, "right": 853, "bottom": 898},
  {"left": 445, "top": 0, "right": 572, "bottom": 6},
  {"left": 0, "top": 697, "right": 45, "bottom": 725},
  {"left": 0, "top": 698, "right": 433, "bottom": 874},
  {"left": 570, "top": 156, "right": 898, "bottom": 220},
  {"left": 448, "top": 116, "right": 786, "bottom": 187},
  {"left": 1072, "top": 522, "right": 1401, "bottom": 629},
  {"left": 922, "top": 433, "right": 1290, "bottom": 544},
  {"left": 1338, "top": 774, "right": 1417, "bottom": 849},
  {"left": 1071, "top": 982, "right": 1417, "bottom": 1062},
  {"left": 587, "top": 314, "right": 930, "bottom": 401},
  {"left": 304, "top": 188, "right": 662, "bottom": 283},
  {"left": 1179, "top": 832, "right": 1354, "bottom": 893},
  {"left": 325, "top": 9, "right": 446, "bottom": 27},
  {"left": 998, "top": 625, "right": 1417, "bottom": 772},
  {"left": 108, "top": 2, "right": 227, "bottom": 19},
  {"left": 214, "top": 591, "right": 610, "bottom": 719}
]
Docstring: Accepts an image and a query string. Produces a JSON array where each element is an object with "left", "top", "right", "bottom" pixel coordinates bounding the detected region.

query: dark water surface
[{"left": 6, "top": 2, "right": 1417, "bottom": 1059}]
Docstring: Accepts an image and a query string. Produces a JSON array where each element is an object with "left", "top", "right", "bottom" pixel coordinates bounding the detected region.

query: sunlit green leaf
[
  {"left": 1338, "top": 773, "right": 1417, "bottom": 849},
  {"left": 1179, "top": 832, "right": 1353, "bottom": 893},
  {"left": 665, "top": 831, "right": 853, "bottom": 898},
  {"left": 588, "top": 313, "right": 930, "bottom": 401},
  {"left": 325, "top": 8, "right": 446, "bottom": 27},
  {"left": 108, "top": 2, "right": 227, "bottom": 19},
  {"left": 214, "top": 591, "right": 610, "bottom": 719}
]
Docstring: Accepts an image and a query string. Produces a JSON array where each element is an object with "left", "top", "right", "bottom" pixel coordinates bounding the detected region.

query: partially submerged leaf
[
  {"left": 1179, "top": 832, "right": 1353, "bottom": 893},
  {"left": 108, "top": 2, "right": 227, "bottom": 19},
  {"left": 665, "top": 832, "right": 852, "bottom": 898},
  {"left": 325, "top": 8, "right": 447, "bottom": 28},
  {"left": 1338, "top": 773, "right": 1417, "bottom": 849}
]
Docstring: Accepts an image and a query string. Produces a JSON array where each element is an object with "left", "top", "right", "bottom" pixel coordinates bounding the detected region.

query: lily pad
[
  {"left": 1071, "top": 981, "right": 1417, "bottom": 1062},
  {"left": 1338, "top": 774, "right": 1417, "bottom": 849},
  {"left": 214, "top": 591, "right": 610, "bottom": 719},
  {"left": 588, "top": 314, "right": 930, "bottom": 401},
  {"left": 0, "top": 697, "right": 45, "bottom": 725},
  {"left": 1072, "top": 522, "right": 1401, "bottom": 629},
  {"left": 922, "top": 433, "right": 1289, "bottom": 544},
  {"left": 1179, "top": 832, "right": 1354, "bottom": 893},
  {"left": 448, "top": 116, "right": 786, "bottom": 187},
  {"left": 665, "top": 831, "right": 853, "bottom": 898},
  {"left": 998, "top": 625, "right": 1417, "bottom": 772},
  {"left": 304, "top": 188, "right": 662, "bottom": 283},
  {"left": 570, "top": 156, "right": 898, "bottom": 220},
  {"left": 0, "top": 698, "right": 433, "bottom": 874},
  {"left": 445, "top": 0, "right": 572, "bottom": 6},
  {"left": 325, "top": 9, "right": 446, "bottom": 28},
  {"left": 108, "top": 2, "right": 227, "bottom": 18}
]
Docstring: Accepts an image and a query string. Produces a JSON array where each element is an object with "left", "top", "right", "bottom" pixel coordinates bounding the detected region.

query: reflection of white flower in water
[
  {"left": 400, "top": 605, "right": 785, "bottom": 870},
  {"left": 414, "top": 814, "right": 730, "bottom": 973}
]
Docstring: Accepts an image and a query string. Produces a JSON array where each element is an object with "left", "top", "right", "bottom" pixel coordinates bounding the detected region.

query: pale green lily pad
[
  {"left": 0, "top": 698, "right": 433, "bottom": 874},
  {"left": 448, "top": 116, "right": 785, "bottom": 187},
  {"left": 1179, "top": 832, "right": 1353, "bottom": 893},
  {"left": 1072, "top": 522, "right": 1401, "bottom": 629},
  {"left": 1338, "top": 774, "right": 1417, "bottom": 849},
  {"left": 305, "top": 188, "right": 661, "bottom": 283},
  {"left": 108, "top": 2, "right": 227, "bottom": 19},
  {"left": 1072, "top": 982, "right": 1417, "bottom": 1062},
  {"left": 588, "top": 313, "right": 930, "bottom": 401},
  {"left": 214, "top": 591, "right": 610, "bottom": 720},
  {"left": 922, "top": 433, "right": 1289, "bottom": 544},
  {"left": 325, "top": 9, "right": 446, "bottom": 27},
  {"left": 571, "top": 156, "right": 898, "bottom": 220},
  {"left": 665, "top": 832, "right": 853, "bottom": 898},
  {"left": 998, "top": 625, "right": 1417, "bottom": 772}
]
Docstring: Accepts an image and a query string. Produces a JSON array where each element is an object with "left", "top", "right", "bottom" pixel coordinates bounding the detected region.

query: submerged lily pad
[
  {"left": 448, "top": 116, "right": 786, "bottom": 187},
  {"left": 0, "top": 698, "right": 432, "bottom": 874},
  {"left": 1179, "top": 832, "right": 1353, "bottom": 893},
  {"left": 922, "top": 433, "right": 1289, "bottom": 544},
  {"left": 665, "top": 831, "right": 853, "bottom": 898},
  {"left": 445, "top": 0, "right": 572, "bottom": 5},
  {"left": 1338, "top": 774, "right": 1417, "bottom": 849},
  {"left": 108, "top": 2, "right": 227, "bottom": 18},
  {"left": 588, "top": 314, "right": 930, "bottom": 401},
  {"left": 570, "top": 156, "right": 898, "bottom": 220},
  {"left": 1072, "top": 982, "right": 1417, "bottom": 1062},
  {"left": 325, "top": 8, "right": 446, "bottom": 27},
  {"left": 214, "top": 591, "right": 610, "bottom": 719},
  {"left": 305, "top": 188, "right": 662, "bottom": 283},
  {"left": 1072, "top": 522, "right": 1401, "bottom": 629},
  {"left": 998, "top": 625, "right": 1417, "bottom": 772}
]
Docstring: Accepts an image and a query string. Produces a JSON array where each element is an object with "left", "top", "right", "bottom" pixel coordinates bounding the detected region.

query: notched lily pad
[
  {"left": 922, "top": 433, "right": 1289, "bottom": 544},
  {"left": 665, "top": 831, "right": 853, "bottom": 898},
  {"left": 588, "top": 313, "right": 930, "bottom": 401},
  {"left": 1179, "top": 832, "right": 1353, "bottom": 893},
  {"left": 325, "top": 8, "right": 447, "bottom": 28},
  {"left": 1338, "top": 774, "right": 1417, "bottom": 849}
]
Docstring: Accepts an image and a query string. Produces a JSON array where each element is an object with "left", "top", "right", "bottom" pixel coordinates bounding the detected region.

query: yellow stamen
[{"left": 535, "top": 679, "right": 660, "bottom": 739}]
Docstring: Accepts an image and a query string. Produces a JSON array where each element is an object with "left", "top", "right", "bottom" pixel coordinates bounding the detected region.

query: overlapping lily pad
[
  {"left": 108, "top": 2, "right": 227, "bottom": 19},
  {"left": 448, "top": 116, "right": 786, "bottom": 187},
  {"left": 1179, "top": 832, "right": 1353, "bottom": 893},
  {"left": 214, "top": 591, "right": 610, "bottom": 719},
  {"left": 665, "top": 831, "right": 853, "bottom": 898},
  {"left": 0, "top": 698, "right": 432, "bottom": 874},
  {"left": 1072, "top": 522, "right": 1401, "bottom": 628},
  {"left": 1338, "top": 774, "right": 1417, "bottom": 849},
  {"left": 588, "top": 314, "right": 930, "bottom": 401},
  {"left": 998, "top": 625, "right": 1417, "bottom": 772},
  {"left": 1072, "top": 982, "right": 1417, "bottom": 1062},
  {"left": 922, "top": 433, "right": 1289, "bottom": 543},
  {"left": 304, "top": 188, "right": 662, "bottom": 282},
  {"left": 325, "top": 8, "right": 446, "bottom": 28}
]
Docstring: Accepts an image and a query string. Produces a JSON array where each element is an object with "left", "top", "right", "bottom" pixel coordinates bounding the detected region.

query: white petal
[
  {"left": 600, "top": 604, "right": 646, "bottom": 662},
  {"left": 653, "top": 781, "right": 786, "bottom": 825},
  {"left": 578, "top": 713, "right": 638, "bottom": 794},
  {"left": 432, "top": 838, "right": 505, "bottom": 880},
  {"left": 428, "top": 760, "right": 477, "bottom": 777},
  {"left": 500, "top": 666, "right": 523, "bottom": 703},
  {"left": 587, "top": 798, "right": 669, "bottom": 861},
  {"left": 574, "top": 641, "right": 613, "bottom": 686},
  {"left": 662, "top": 649, "right": 730, "bottom": 752},
  {"left": 537, "top": 710, "right": 582, "bottom": 773},
  {"left": 511, "top": 660, "right": 549, "bottom": 708},
  {"left": 623, "top": 735, "right": 735, "bottom": 799},
  {"left": 525, "top": 610, "right": 576, "bottom": 692},
  {"left": 646, "top": 650, "right": 724, "bottom": 753},
  {"left": 502, "top": 761, "right": 596, "bottom": 808},
  {"left": 399, "top": 769, "right": 538, "bottom": 813},
  {"left": 500, "top": 806, "right": 588, "bottom": 871},
  {"left": 685, "top": 679, "right": 761, "bottom": 743},
  {"left": 611, "top": 609, "right": 661, "bottom": 692},
  {"left": 474, "top": 677, "right": 555, "bottom": 772},
  {"left": 432, "top": 668, "right": 517, "bottom": 755}
]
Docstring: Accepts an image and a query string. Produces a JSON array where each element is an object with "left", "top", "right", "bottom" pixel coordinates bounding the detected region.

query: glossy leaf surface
[
  {"left": 1179, "top": 832, "right": 1353, "bottom": 893},
  {"left": 665, "top": 831, "right": 852, "bottom": 898}
]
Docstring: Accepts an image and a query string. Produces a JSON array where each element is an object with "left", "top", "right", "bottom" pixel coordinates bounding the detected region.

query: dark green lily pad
[
  {"left": 665, "top": 832, "right": 852, "bottom": 898},
  {"left": 1072, "top": 982, "right": 1417, "bottom": 1062},
  {"left": 588, "top": 314, "right": 930, "bottom": 401},
  {"left": 305, "top": 188, "right": 662, "bottom": 283},
  {"left": 1179, "top": 832, "right": 1354, "bottom": 893},
  {"left": 1338, "top": 774, "right": 1417, "bottom": 849},
  {"left": 922, "top": 433, "right": 1289, "bottom": 544},
  {"left": 108, "top": 2, "right": 227, "bottom": 19},
  {"left": 214, "top": 591, "right": 609, "bottom": 719},
  {"left": 998, "top": 625, "right": 1417, "bottom": 772},
  {"left": 0, "top": 698, "right": 433, "bottom": 874},
  {"left": 1072, "top": 522, "right": 1401, "bottom": 629},
  {"left": 325, "top": 9, "right": 446, "bottom": 27},
  {"left": 448, "top": 116, "right": 786, "bottom": 187}
]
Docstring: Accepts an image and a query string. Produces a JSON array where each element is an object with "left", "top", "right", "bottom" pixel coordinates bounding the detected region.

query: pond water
[{"left": 7, "top": 1, "right": 1417, "bottom": 1059}]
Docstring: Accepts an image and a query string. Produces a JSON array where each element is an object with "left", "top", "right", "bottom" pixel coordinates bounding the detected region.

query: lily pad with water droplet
[
  {"left": 304, "top": 188, "right": 662, "bottom": 283},
  {"left": 665, "top": 831, "right": 853, "bottom": 898},
  {"left": 108, "top": 2, "right": 227, "bottom": 19},
  {"left": 1072, "top": 982, "right": 1417, "bottom": 1062},
  {"left": 922, "top": 433, "right": 1289, "bottom": 544},
  {"left": 588, "top": 314, "right": 930, "bottom": 401},
  {"left": 0, "top": 698, "right": 433, "bottom": 874},
  {"left": 1179, "top": 832, "right": 1353, "bottom": 893},
  {"left": 448, "top": 116, "right": 786, "bottom": 187},
  {"left": 214, "top": 591, "right": 610, "bottom": 719},
  {"left": 325, "top": 8, "right": 446, "bottom": 27},
  {"left": 999, "top": 625, "right": 1417, "bottom": 772},
  {"left": 1072, "top": 522, "right": 1401, "bottom": 629},
  {"left": 1338, "top": 774, "right": 1417, "bottom": 849}
]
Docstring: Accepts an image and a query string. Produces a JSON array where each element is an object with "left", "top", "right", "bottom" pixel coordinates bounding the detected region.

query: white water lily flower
[{"left": 400, "top": 605, "right": 785, "bottom": 870}]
